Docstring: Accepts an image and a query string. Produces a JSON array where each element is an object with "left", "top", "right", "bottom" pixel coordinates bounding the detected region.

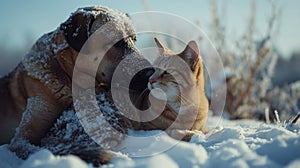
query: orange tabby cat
[{"left": 132, "top": 38, "right": 209, "bottom": 141}]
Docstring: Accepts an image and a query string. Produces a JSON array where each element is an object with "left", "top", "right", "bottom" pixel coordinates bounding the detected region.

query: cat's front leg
[{"left": 165, "top": 129, "right": 203, "bottom": 142}]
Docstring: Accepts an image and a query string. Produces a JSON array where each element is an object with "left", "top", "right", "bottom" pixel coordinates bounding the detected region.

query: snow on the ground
[
  {"left": 19, "top": 150, "right": 92, "bottom": 168},
  {"left": 1, "top": 117, "right": 300, "bottom": 168}
]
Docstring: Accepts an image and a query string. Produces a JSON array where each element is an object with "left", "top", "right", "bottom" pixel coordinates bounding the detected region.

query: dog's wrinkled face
[
  {"left": 96, "top": 37, "right": 139, "bottom": 87},
  {"left": 59, "top": 7, "right": 140, "bottom": 90}
]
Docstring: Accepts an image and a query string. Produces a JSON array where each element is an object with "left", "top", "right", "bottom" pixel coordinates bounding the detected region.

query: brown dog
[{"left": 0, "top": 6, "right": 140, "bottom": 149}]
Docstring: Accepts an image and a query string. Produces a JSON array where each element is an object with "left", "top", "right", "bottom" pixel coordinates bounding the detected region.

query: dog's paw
[{"left": 9, "top": 138, "right": 40, "bottom": 159}]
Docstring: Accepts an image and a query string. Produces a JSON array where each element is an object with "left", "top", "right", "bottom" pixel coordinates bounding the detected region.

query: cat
[
  {"left": 133, "top": 38, "right": 209, "bottom": 141},
  {"left": 109, "top": 37, "right": 209, "bottom": 141}
]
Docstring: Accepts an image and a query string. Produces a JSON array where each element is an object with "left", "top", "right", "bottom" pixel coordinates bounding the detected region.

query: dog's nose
[{"left": 149, "top": 79, "right": 156, "bottom": 84}]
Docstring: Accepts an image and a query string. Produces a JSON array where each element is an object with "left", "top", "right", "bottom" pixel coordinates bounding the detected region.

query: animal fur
[
  {"left": 0, "top": 6, "right": 140, "bottom": 164},
  {"left": 134, "top": 38, "right": 209, "bottom": 141},
  {"left": 110, "top": 38, "right": 209, "bottom": 141},
  {"left": 40, "top": 38, "right": 209, "bottom": 166}
]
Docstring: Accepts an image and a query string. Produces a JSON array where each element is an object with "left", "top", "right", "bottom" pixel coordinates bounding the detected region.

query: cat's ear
[
  {"left": 154, "top": 38, "right": 168, "bottom": 55},
  {"left": 179, "top": 41, "right": 200, "bottom": 71}
]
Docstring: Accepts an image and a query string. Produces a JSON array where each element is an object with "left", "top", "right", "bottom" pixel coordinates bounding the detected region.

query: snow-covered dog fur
[{"left": 0, "top": 6, "right": 139, "bottom": 151}]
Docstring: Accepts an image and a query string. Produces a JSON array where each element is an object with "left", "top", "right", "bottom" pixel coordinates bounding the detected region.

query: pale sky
[{"left": 0, "top": 0, "right": 299, "bottom": 57}]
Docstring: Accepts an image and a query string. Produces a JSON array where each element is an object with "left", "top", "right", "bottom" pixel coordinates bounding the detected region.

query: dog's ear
[
  {"left": 56, "top": 47, "right": 77, "bottom": 78},
  {"left": 60, "top": 12, "right": 95, "bottom": 53}
]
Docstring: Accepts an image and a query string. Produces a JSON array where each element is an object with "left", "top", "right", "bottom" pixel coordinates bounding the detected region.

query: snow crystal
[
  {"left": 8, "top": 97, "right": 50, "bottom": 159},
  {"left": 9, "top": 138, "right": 40, "bottom": 160},
  {"left": 72, "top": 26, "right": 81, "bottom": 37},
  {"left": 72, "top": 6, "right": 135, "bottom": 41},
  {"left": 21, "top": 29, "right": 69, "bottom": 96},
  {"left": 41, "top": 109, "right": 97, "bottom": 155}
]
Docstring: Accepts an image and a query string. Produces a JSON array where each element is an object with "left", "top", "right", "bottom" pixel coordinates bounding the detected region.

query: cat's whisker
[
  {"left": 137, "top": 88, "right": 150, "bottom": 101},
  {"left": 179, "top": 93, "right": 199, "bottom": 108}
]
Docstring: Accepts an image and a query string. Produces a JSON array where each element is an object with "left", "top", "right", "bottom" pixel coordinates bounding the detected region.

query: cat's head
[{"left": 148, "top": 38, "right": 204, "bottom": 110}]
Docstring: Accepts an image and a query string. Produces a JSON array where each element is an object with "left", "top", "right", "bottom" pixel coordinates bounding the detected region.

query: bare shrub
[{"left": 208, "top": 0, "right": 300, "bottom": 121}]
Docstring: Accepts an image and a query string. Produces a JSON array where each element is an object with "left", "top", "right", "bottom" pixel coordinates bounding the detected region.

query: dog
[{"left": 0, "top": 6, "right": 141, "bottom": 152}]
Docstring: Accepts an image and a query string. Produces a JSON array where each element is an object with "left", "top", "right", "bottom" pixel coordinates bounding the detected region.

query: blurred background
[{"left": 0, "top": 0, "right": 299, "bottom": 121}]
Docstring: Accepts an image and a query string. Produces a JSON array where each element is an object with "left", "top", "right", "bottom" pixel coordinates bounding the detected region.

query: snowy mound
[{"left": 1, "top": 115, "right": 300, "bottom": 168}]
